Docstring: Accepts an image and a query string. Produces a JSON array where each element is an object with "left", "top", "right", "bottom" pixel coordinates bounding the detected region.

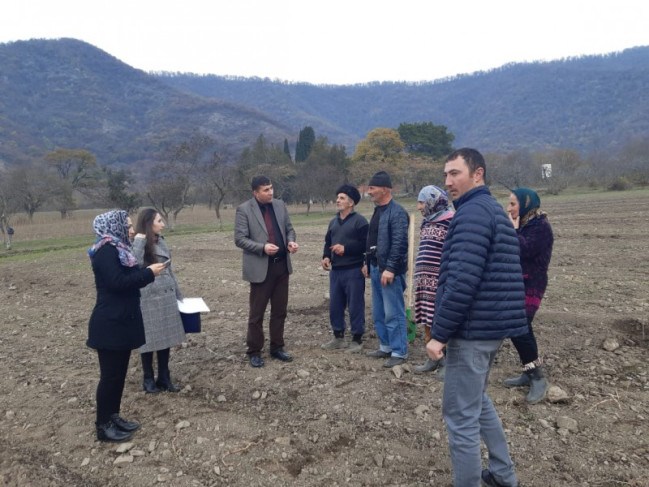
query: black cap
[
  {"left": 336, "top": 184, "right": 361, "bottom": 205},
  {"left": 368, "top": 171, "right": 392, "bottom": 188}
]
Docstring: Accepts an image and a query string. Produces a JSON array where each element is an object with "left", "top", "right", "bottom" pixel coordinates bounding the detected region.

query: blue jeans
[
  {"left": 329, "top": 266, "right": 365, "bottom": 337},
  {"left": 442, "top": 338, "right": 518, "bottom": 487},
  {"left": 370, "top": 264, "right": 407, "bottom": 358}
]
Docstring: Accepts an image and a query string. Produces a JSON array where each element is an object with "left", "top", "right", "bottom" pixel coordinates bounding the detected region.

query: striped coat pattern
[
  {"left": 132, "top": 236, "right": 186, "bottom": 353},
  {"left": 414, "top": 218, "right": 451, "bottom": 328}
]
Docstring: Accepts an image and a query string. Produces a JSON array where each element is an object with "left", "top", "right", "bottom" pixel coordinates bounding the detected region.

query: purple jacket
[{"left": 517, "top": 215, "right": 553, "bottom": 318}]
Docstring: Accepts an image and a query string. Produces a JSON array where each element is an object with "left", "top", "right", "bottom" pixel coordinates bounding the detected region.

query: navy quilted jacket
[{"left": 431, "top": 186, "right": 527, "bottom": 342}]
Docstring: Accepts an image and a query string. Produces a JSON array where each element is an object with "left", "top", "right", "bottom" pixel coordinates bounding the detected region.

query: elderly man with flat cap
[
  {"left": 321, "top": 184, "right": 369, "bottom": 353},
  {"left": 362, "top": 171, "right": 410, "bottom": 368}
]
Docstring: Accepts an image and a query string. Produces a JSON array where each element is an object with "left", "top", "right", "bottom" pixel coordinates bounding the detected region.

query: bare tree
[
  {"left": 44, "top": 148, "right": 101, "bottom": 218},
  {"left": 201, "top": 150, "right": 236, "bottom": 229},
  {"left": 6, "top": 164, "right": 52, "bottom": 222},
  {"left": 0, "top": 170, "right": 18, "bottom": 249},
  {"left": 146, "top": 134, "right": 211, "bottom": 229}
]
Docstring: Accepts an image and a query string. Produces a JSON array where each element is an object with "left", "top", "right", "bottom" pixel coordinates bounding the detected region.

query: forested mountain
[
  {"left": 0, "top": 38, "right": 647, "bottom": 170},
  {"left": 0, "top": 38, "right": 291, "bottom": 167},
  {"left": 159, "top": 46, "right": 649, "bottom": 153}
]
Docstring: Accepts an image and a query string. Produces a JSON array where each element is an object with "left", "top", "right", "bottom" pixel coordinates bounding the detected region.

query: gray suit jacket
[{"left": 234, "top": 197, "right": 296, "bottom": 283}]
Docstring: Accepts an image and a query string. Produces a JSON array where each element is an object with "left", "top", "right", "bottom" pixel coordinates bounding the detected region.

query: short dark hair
[
  {"left": 446, "top": 148, "right": 487, "bottom": 181},
  {"left": 251, "top": 175, "right": 271, "bottom": 191}
]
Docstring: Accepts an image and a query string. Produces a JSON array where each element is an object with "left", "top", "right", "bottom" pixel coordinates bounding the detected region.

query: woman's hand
[
  {"left": 148, "top": 263, "right": 166, "bottom": 276},
  {"left": 508, "top": 212, "right": 520, "bottom": 229}
]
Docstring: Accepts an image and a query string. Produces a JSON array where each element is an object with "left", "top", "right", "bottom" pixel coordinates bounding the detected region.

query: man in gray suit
[{"left": 235, "top": 175, "right": 299, "bottom": 368}]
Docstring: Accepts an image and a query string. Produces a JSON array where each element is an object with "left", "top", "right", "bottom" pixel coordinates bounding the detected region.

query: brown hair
[{"left": 135, "top": 208, "right": 159, "bottom": 266}]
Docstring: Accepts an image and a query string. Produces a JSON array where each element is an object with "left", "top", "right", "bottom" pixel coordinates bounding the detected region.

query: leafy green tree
[
  {"left": 293, "top": 137, "right": 351, "bottom": 214},
  {"left": 352, "top": 128, "right": 404, "bottom": 163},
  {"left": 105, "top": 167, "right": 141, "bottom": 213},
  {"left": 283, "top": 138, "right": 292, "bottom": 161},
  {"left": 295, "top": 126, "right": 316, "bottom": 162},
  {"left": 236, "top": 134, "right": 294, "bottom": 200},
  {"left": 397, "top": 122, "right": 455, "bottom": 158}
]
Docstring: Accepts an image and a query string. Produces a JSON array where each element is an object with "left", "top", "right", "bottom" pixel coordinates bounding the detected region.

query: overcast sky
[{"left": 2, "top": 0, "right": 648, "bottom": 85}]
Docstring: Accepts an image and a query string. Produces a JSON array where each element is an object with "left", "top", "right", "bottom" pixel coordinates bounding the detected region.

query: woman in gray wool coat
[{"left": 133, "top": 208, "right": 186, "bottom": 393}]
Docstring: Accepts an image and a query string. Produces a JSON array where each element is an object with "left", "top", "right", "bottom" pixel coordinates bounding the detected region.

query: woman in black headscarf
[{"left": 87, "top": 210, "right": 166, "bottom": 442}]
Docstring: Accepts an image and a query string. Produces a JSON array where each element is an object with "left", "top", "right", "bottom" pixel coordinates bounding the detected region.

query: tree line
[{"left": 2, "top": 121, "right": 648, "bottom": 250}]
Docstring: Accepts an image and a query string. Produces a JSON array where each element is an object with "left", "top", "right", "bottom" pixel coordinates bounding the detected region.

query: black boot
[
  {"left": 96, "top": 419, "right": 133, "bottom": 442},
  {"left": 143, "top": 377, "right": 161, "bottom": 393},
  {"left": 156, "top": 370, "right": 180, "bottom": 393},
  {"left": 142, "top": 352, "right": 161, "bottom": 393},
  {"left": 110, "top": 413, "right": 140, "bottom": 432}
]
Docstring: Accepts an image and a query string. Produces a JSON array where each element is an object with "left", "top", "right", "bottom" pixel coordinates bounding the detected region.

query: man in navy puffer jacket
[{"left": 427, "top": 148, "right": 526, "bottom": 487}]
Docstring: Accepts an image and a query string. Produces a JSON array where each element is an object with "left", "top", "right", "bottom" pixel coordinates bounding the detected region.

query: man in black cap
[
  {"left": 362, "top": 171, "right": 410, "bottom": 368},
  {"left": 321, "top": 184, "right": 369, "bottom": 353}
]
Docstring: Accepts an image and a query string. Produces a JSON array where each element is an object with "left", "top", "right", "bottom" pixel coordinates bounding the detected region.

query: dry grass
[
  {"left": 7, "top": 206, "right": 233, "bottom": 241},
  {"left": 5, "top": 202, "right": 347, "bottom": 242}
]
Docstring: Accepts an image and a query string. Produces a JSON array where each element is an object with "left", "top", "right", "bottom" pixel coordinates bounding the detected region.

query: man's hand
[
  {"left": 330, "top": 244, "right": 345, "bottom": 256},
  {"left": 426, "top": 339, "right": 446, "bottom": 361},
  {"left": 381, "top": 270, "right": 395, "bottom": 286},
  {"left": 322, "top": 257, "right": 331, "bottom": 271},
  {"left": 264, "top": 243, "right": 279, "bottom": 255},
  {"left": 361, "top": 264, "right": 369, "bottom": 278},
  {"left": 287, "top": 241, "right": 299, "bottom": 253}
]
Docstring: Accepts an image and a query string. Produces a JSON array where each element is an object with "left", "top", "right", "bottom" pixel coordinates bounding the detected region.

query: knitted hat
[
  {"left": 336, "top": 184, "right": 361, "bottom": 205},
  {"left": 368, "top": 171, "right": 392, "bottom": 188}
]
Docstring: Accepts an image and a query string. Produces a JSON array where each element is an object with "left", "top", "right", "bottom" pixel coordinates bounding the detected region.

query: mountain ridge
[{"left": 1, "top": 38, "right": 647, "bottom": 168}]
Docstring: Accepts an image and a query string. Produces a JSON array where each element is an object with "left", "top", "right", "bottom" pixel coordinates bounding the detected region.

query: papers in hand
[{"left": 177, "top": 297, "right": 210, "bottom": 313}]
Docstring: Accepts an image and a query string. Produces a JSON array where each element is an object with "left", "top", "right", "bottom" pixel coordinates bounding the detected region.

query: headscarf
[
  {"left": 87, "top": 210, "right": 138, "bottom": 267},
  {"left": 417, "top": 185, "right": 454, "bottom": 222},
  {"left": 512, "top": 187, "right": 546, "bottom": 228}
]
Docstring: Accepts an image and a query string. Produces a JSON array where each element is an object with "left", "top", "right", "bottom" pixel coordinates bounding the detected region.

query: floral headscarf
[
  {"left": 512, "top": 187, "right": 547, "bottom": 228},
  {"left": 417, "top": 185, "right": 454, "bottom": 222},
  {"left": 87, "top": 210, "right": 138, "bottom": 267}
]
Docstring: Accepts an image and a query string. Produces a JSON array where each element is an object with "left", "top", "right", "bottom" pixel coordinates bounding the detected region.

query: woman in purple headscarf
[
  {"left": 503, "top": 188, "right": 554, "bottom": 404},
  {"left": 87, "top": 210, "right": 166, "bottom": 442},
  {"left": 412, "top": 185, "right": 454, "bottom": 377}
]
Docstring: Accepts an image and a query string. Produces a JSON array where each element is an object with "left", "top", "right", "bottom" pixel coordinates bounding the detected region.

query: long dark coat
[
  {"left": 87, "top": 245, "right": 155, "bottom": 350},
  {"left": 132, "top": 236, "right": 186, "bottom": 353}
]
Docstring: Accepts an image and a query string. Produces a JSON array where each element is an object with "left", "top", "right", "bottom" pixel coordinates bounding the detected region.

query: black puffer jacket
[{"left": 376, "top": 199, "right": 409, "bottom": 275}]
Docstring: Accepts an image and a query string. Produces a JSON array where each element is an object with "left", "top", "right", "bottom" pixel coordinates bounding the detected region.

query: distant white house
[{"left": 542, "top": 164, "right": 552, "bottom": 179}]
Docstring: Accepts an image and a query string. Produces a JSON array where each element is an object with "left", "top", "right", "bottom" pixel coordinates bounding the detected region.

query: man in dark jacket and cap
[
  {"left": 427, "top": 148, "right": 526, "bottom": 487},
  {"left": 321, "top": 184, "right": 369, "bottom": 353},
  {"left": 362, "top": 171, "right": 410, "bottom": 368}
]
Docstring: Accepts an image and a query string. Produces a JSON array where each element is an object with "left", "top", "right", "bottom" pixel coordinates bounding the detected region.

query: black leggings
[
  {"left": 141, "top": 348, "right": 170, "bottom": 378},
  {"left": 510, "top": 316, "right": 539, "bottom": 366},
  {"left": 96, "top": 349, "right": 131, "bottom": 424}
]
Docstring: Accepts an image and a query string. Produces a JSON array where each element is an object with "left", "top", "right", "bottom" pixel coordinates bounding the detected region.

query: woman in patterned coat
[
  {"left": 412, "top": 185, "right": 454, "bottom": 376},
  {"left": 133, "top": 208, "right": 186, "bottom": 394},
  {"left": 503, "top": 188, "right": 554, "bottom": 404}
]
